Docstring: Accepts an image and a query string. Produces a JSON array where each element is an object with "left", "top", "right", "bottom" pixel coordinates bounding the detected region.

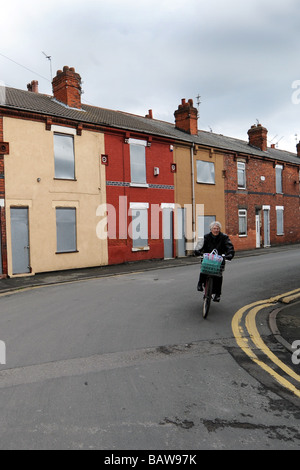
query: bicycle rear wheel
[{"left": 203, "top": 277, "right": 213, "bottom": 319}]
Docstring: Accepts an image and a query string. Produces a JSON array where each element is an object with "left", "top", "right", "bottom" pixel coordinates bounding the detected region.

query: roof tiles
[{"left": 2, "top": 86, "right": 299, "bottom": 165}]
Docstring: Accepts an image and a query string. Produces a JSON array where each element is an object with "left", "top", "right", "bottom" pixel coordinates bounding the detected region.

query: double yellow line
[{"left": 232, "top": 288, "right": 300, "bottom": 398}]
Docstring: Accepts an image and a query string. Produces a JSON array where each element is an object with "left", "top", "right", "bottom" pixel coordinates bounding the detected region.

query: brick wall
[
  {"left": 224, "top": 153, "right": 300, "bottom": 250},
  {"left": 174, "top": 99, "right": 198, "bottom": 135},
  {"left": 52, "top": 66, "right": 82, "bottom": 109}
]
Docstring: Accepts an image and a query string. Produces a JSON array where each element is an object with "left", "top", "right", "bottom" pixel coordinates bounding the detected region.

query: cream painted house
[
  {"left": 3, "top": 117, "right": 107, "bottom": 277},
  {"left": 0, "top": 66, "right": 110, "bottom": 276}
]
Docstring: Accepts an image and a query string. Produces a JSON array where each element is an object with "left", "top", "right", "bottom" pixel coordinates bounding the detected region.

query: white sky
[{"left": 1, "top": 0, "right": 300, "bottom": 152}]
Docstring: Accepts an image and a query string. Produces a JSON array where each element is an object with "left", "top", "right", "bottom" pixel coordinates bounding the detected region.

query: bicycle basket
[{"left": 201, "top": 252, "right": 223, "bottom": 276}]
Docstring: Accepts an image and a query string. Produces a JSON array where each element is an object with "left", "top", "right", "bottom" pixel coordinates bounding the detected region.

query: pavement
[{"left": 0, "top": 243, "right": 299, "bottom": 355}]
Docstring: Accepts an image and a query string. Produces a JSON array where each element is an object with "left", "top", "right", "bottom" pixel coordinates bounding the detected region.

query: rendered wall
[{"left": 4, "top": 117, "right": 108, "bottom": 276}]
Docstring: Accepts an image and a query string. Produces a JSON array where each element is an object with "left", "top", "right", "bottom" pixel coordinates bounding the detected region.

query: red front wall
[
  {"left": 104, "top": 132, "right": 175, "bottom": 264},
  {"left": 224, "top": 154, "right": 300, "bottom": 250}
]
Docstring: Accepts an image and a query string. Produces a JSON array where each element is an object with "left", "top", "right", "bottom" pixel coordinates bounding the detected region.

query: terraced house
[
  {"left": 0, "top": 68, "right": 108, "bottom": 278},
  {"left": 171, "top": 100, "right": 300, "bottom": 253},
  {"left": 0, "top": 65, "right": 299, "bottom": 277}
]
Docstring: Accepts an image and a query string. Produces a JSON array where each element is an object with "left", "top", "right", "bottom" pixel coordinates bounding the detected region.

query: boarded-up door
[{"left": 11, "top": 208, "right": 30, "bottom": 274}]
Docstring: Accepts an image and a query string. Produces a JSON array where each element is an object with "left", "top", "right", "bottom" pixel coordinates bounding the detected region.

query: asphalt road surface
[{"left": 0, "top": 249, "right": 299, "bottom": 450}]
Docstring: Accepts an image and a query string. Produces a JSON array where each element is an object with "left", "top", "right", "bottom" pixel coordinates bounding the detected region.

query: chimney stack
[
  {"left": 145, "top": 109, "right": 153, "bottom": 119},
  {"left": 174, "top": 98, "right": 198, "bottom": 135},
  {"left": 52, "top": 66, "right": 82, "bottom": 109},
  {"left": 27, "top": 80, "right": 39, "bottom": 93},
  {"left": 248, "top": 123, "right": 268, "bottom": 151},
  {"left": 297, "top": 141, "right": 300, "bottom": 157}
]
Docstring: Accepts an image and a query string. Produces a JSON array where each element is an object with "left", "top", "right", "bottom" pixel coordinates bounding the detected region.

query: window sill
[
  {"left": 130, "top": 183, "right": 149, "bottom": 188},
  {"left": 54, "top": 178, "right": 77, "bottom": 182},
  {"left": 56, "top": 250, "right": 79, "bottom": 254},
  {"left": 239, "top": 234, "right": 247, "bottom": 238},
  {"left": 196, "top": 181, "right": 215, "bottom": 185},
  {"left": 132, "top": 246, "right": 150, "bottom": 252}
]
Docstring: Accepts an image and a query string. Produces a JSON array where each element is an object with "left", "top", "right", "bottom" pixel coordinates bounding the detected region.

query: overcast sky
[{"left": 1, "top": 0, "right": 300, "bottom": 152}]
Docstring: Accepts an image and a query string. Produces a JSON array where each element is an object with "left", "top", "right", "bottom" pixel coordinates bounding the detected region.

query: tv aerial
[{"left": 42, "top": 51, "right": 53, "bottom": 82}]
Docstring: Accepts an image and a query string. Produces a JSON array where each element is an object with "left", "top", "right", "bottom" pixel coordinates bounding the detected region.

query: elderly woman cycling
[{"left": 194, "top": 221, "right": 235, "bottom": 302}]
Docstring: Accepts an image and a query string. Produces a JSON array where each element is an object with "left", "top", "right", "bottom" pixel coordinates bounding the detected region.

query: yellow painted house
[{"left": 172, "top": 99, "right": 226, "bottom": 255}]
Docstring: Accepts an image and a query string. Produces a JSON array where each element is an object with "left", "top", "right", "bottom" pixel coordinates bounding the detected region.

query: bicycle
[{"left": 200, "top": 251, "right": 225, "bottom": 319}]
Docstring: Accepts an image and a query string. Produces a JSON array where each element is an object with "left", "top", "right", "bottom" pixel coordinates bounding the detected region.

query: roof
[
  {"left": 192, "top": 130, "right": 300, "bottom": 165},
  {"left": 3, "top": 87, "right": 187, "bottom": 141},
  {"left": 2, "top": 86, "right": 300, "bottom": 166}
]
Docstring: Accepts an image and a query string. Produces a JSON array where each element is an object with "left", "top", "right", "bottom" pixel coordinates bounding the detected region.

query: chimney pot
[
  {"left": 145, "top": 109, "right": 153, "bottom": 119},
  {"left": 27, "top": 80, "right": 39, "bottom": 93},
  {"left": 297, "top": 141, "right": 300, "bottom": 157}
]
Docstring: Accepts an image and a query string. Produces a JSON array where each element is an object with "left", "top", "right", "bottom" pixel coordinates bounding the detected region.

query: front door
[
  {"left": 255, "top": 212, "right": 261, "bottom": 248},
  {"left": 11, "top": 207, "right": 30, "bottom": 274},
  {"left": 163, "top": 207, "right": 174, "bottom": 259},
  {"left": 177, "top": 208, "right": 186, "bottom": 257},
  {"left": 263, "top": 208, "right": 270, "bottom": 247}
]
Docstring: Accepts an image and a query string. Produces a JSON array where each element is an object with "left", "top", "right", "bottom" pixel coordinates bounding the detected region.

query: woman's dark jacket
[{"left": 195, "top": 232, "right": 235, "bottom": 260}]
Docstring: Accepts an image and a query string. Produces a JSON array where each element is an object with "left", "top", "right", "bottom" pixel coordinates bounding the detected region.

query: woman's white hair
[{"left": 209, "top": 221, "right": 222, "bottom": 231}]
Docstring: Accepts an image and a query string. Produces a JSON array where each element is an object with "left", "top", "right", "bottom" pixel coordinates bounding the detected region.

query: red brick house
[
  {"left": 168, "top": 101, "right": 300, "bottom": 252},
  {"left": 188, "top": 123, "right": 300, "bottom": 251},
  {"left": 224, "top": 124, "right": 300, "bottom": 250}
]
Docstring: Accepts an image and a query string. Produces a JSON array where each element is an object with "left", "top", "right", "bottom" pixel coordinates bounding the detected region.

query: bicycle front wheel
[{"left": 203, "top": 277, "right": 213, "bottom": 319}]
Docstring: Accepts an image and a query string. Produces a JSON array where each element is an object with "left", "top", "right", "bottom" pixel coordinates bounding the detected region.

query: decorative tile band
[
  {"left": 106, "top": 181, "right": 174, "bottom": 190},
  {"left": 107, "top": 181, "right": 130, "bottom": 187}
]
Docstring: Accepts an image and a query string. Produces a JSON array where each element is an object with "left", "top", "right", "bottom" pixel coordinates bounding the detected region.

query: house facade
[
  {"left": 0, "top": 65, "right": 299, "bottom": 277},
  {"left": 172, "top": 99, "right": 226, "bottom": 254},
  {"left": 224, "top": 124, "right": 300, "bottom": 250},
  {"left": 0, "top": 66, "right": 186, "bottom": 276},
  {"left": 0, "top": 68, "right": 108, "bottom": 277},
  {"left": 172, "top": 102, "right": 300, "bottom": 253},
  {"left": 104, "top": 126, "right": 176, "bottom": 265}
]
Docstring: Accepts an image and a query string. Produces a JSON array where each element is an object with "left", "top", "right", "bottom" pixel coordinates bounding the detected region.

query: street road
[{"left": 0, "top": 248, "right": 299, "bottom": 449}]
